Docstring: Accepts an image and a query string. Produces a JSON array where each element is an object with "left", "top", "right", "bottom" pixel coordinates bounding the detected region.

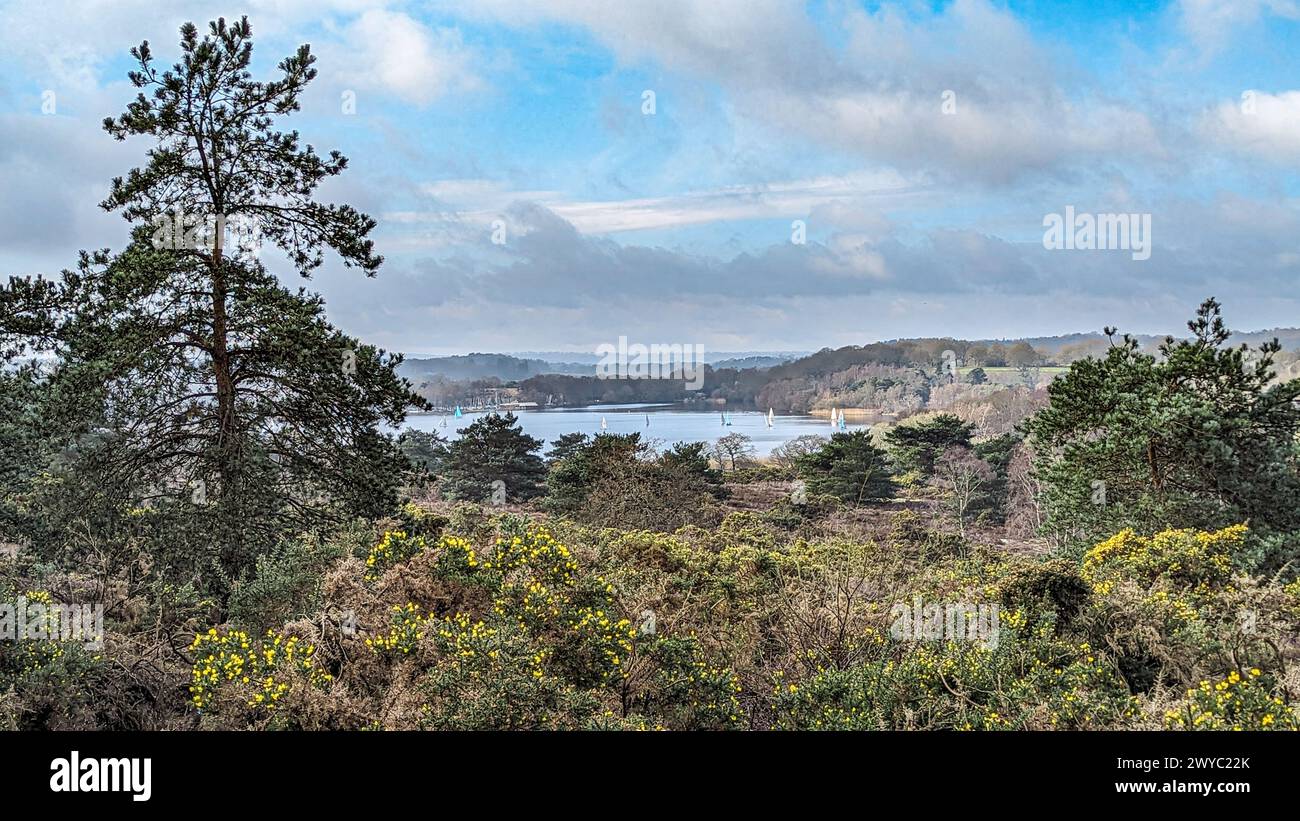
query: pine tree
[
  {"left": 545, "top": 432, "right": 590, "bottom": 464},
  {"left": 0, "top": 18, "right": 425, "bottom": 589},
  {"left": 1026, "top": 298, "right": 1300, "bottom": 563},
  {"left": 443, "top": 413, "right": 546, "bottom": 503},
  {"left": 884, "top": 413, "right": 976, "bottom": 477},
  {"left": 797, "top": 431, "right": 896, "bottom": 504},
  {"left": 544, "top": 433, "right": 647, "bottom": 513}
]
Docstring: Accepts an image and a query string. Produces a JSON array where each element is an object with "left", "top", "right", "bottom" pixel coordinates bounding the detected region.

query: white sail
[
  {"left": 601, "top": 416, "right": 607, "bottom": 430},
  {"left": 766, "top": 408, "right": 774, "bottom": 427}
]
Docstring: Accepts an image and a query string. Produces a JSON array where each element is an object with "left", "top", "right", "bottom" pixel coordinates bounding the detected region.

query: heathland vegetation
[{"left": 2, "top": 19, "right": 1300, "bottom": 731}]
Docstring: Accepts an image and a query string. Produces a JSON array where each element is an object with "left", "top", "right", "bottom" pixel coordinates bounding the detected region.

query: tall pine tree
[{"left": 1, "top": 18, "right": 425, "bottom": 593}]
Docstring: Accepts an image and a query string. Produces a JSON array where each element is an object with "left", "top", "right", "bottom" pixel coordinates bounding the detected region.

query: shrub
[
  {"left": 1165, "top": 669, "right": 1299, "bottom": 730},
  {"left": 187, "top": 627, "right": 333, "bottom": 728}
]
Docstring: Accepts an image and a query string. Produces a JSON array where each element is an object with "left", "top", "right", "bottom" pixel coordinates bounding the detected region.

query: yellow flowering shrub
[
  {"left": 1082, "top": 524, "right": 1245, "bottom": 594},
  {"left": 417, "top": 614, "right": 599, "bottom": 730},
  {"left": 1165, "top": 669, "right": 1300, "bottom": 730},
  {"left": 174, "top": 513, "right": 1298, "bottom": 732},
  {"left": 364, "top": 603, "right": 428, "bottom": 654},
  {"left": 429, "top": 534, "right": 485, "bottom": 584},
  {"left": 0, "top": 587, "right": 102, "bottom": 729},
  {"left": 638, "top": 635, "right": 744, "bottom": 730},
  {"left": 349, "top": 524, "right": 754, "bottom": 729},
  {"left": 188, "top": 628, "right": 332, "bottom": 718},
  {"left": 364, "top": 530, "right": 428, "bottom": 580},
  {"left": 773, "top": 620, "right": 1135, "bottom": 730},
  {"left": 1285, "top": 578, "right": 1300, "bottom": 619}
]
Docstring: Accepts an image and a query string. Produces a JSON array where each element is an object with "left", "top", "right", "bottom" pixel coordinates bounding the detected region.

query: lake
[{"left": 402, "top": 403, "right": 858, "bottom": 456}]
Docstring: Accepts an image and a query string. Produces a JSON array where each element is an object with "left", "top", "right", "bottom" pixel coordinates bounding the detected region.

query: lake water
[{"left": 402, "top": 403, "right": 854, "bottom": 456}]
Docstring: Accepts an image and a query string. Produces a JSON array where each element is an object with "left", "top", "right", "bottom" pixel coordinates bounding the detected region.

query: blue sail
[{"left": 454, "top": 405, "right": 462, "bottom": 418}]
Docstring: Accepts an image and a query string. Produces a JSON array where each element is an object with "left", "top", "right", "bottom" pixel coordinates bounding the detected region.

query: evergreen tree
[
  {"left": 969, "top": 432, "right": 1020, "bottom": 522},
  {"left": 1026, "top": 298, "right": 1300, "bottom": 564},
  {"left": 443, "top": 413, "right": 546, "bottom": 503},
  {"left": 397, "top": 428, "right": 449, "bottom": 477},
  {"left": 661, "top": 440, "right": 726, "bottom": 497},
  {"left": 797, "top": 431, "right": 895, "bottom": 504},
  {"left": 0, "top": 18, "right": 424, "bottom": 589},
  {"left": 884, "top": 413, "right": 976, "bottom": 477},
  {"left": 545, "top": 432, "right": 590, "bottom": 464},
  {"left": 544, "top": 433, "right": 646, "bottom": 514}
]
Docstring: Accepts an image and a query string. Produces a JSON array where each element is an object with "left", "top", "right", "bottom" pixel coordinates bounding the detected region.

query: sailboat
[
  {"left": 766, "top": 408, "right": 774, "bottom": 428},
  {"left": 838, "top": 409, "right": 848, "bottom": 431},
  {"left": 440, "top": 415, "right": 448, "bottom": 427},
  {"left": 830, "top": 406, "right": 838, "bottom": 427},
  {"left": 720, "top": 412, "right": 726, "bottom": 427},
  {"left": 454, "top": 405, "right": 463, "bottom": 419},
  {"left": 724, "top": 412, "right": 733, "bottom": 426},
  {"left": 646, "top": 414, "right": 650, "bottom": 426},
  {"left": 600, "top": 416, "right": 607, "bottom": 431}
]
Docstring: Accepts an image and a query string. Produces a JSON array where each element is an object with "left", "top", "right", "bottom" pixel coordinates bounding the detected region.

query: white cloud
[
  {"left": 1205, "top": 90, "right": 1300, "bottom": 162},
  {"left": 1178, "top": 0, "right": 1300, "bottom": 55},
  {"left": 337, "top": 10, "right": 482, "bottom": 106},
  {"left": 388, "top": 171, "right": 922, "bottom": 236},
  {"left": 0, "top": 1, "right": 392, "bottom": 89},
  {"left": 0, "top": 3, "right": 480, "bottom": 106},
  {"left": 446, "top": 0, "right": 1166, "bottom": 184}
]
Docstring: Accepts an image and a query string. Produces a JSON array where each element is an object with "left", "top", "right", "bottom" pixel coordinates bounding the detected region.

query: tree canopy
[{"left": 1027, "top": 298, "right": 1300, "bottom": 567}]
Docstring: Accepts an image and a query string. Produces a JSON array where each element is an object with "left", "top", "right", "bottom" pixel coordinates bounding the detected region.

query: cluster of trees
[
  {"left": 780, "top": 414, "right": 1017, "bottom": 536},
  {"left": 400, "top": 405, "right": 1031, "bottom": 541},
  {"left": 399, "top": 415, "right": 728, "bottom": 532},
  {"left": 1027, "top": 300, "right": 1300, "bottom": 572}
]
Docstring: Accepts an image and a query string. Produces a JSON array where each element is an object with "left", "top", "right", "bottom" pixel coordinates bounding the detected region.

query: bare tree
[
  {"left": 931, "top": 447, "right": 995, "bottom": 540},
  {"left": 769, "top": 434, "right": 827, "bottom": 468},
  {"left": 713, "top": 432, "right": 756, "bottom": 471},
  {"left": 1005, "top": 441, "right": 1047, "bottom": 541}
]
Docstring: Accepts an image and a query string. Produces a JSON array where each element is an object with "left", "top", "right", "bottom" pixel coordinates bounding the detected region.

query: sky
[{"left": 1, "top": 0, "right": 1298, "bottom": 355}]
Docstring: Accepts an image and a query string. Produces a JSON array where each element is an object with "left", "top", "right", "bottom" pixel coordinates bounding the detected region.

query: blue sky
[{"left": 2, "top": 0, "right": 1299, "bottom": 355}]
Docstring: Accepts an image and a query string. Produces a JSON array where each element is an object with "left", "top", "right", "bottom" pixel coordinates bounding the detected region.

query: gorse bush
[
  {"left": 47, "top": 512, "right": 1277, "bottom": 732},
  {"left": 0, "top": 587, "right": 104, "bottom": 730},
  {"left": 188, "top": 628, "right": 333, "bottom": 727},
  {"left": 1165, "top": 669, "right": 1298, "bottom": 731}
]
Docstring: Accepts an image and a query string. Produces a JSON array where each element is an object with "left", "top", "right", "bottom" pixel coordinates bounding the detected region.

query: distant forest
[{"left": 404, "top": 333, "right": 1300, "bottom": 419}]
